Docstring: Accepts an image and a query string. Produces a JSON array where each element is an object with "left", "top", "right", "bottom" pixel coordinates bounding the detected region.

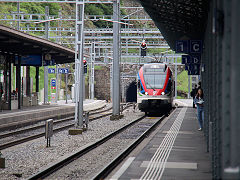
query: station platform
[
  {"left": 0, "top": 99, "right": 107, "bottom": 130},
  {"left": 110, "top": 99, "right": 211, "bottom": 180}
]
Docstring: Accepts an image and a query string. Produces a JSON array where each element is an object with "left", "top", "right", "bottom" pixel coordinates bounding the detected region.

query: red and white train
[{"left": 137, "top": 63, "right": 174, "bottom": 114}]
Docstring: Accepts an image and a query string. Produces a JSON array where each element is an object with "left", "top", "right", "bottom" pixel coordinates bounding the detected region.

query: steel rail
[
  {"left": 0, "top": 112, "right": 111, "bottom": 150},
  {"left": 27, "top": 113, "right": 145, "bottom": 180},
  {"left": 0, "top": 104, "right": 131, "bottom": 150},
  {"left": 0, "top": 106, "right": 112, "bottom": 139},
  {"left": 92, "top": 114, "right": 170, "bottom": 180}
]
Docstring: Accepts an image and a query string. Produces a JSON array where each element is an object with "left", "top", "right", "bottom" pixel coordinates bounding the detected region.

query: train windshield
[{"left": 144, "top": 71, "right": 166, "bottom": 89}]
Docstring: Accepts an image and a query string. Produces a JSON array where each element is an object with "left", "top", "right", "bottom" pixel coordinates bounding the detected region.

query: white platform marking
[
  {"left": 162, "top": 130, "right": 194, "bottom": 135},
  {"left": 140, "top": 161, "right": 198, "bottom": 170},
  {"left": 140, "top": 108, "right": 187, "bottom": 180},
  {"left": 110, "top": 157, "right": 135, "bottom": 180}
]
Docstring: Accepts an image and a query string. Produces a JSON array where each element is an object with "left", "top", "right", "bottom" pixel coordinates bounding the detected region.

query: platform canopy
[
  {"left": 0, "top": 25, "right": 74, "bottom": 64},
  {"left": 137, "top": 0, "right": 209, "bottom": 50}
]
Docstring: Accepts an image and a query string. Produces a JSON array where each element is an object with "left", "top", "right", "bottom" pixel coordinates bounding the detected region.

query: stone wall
[
  {"left": 94, "top": 64, "right": 140, "bottom": 101},
  {"left": 94, "top": 66, "right": 111, "bottom": 101}
]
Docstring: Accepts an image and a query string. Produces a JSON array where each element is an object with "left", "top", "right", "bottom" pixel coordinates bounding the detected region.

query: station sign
[
  {"left": 186, "top": 64, "right": 201, "bottom": 75},
  {"left": 48, "top": 68, "right": 55, "bottom": 74},
  {"left": 181, "top": 55, "right": 191, "bottom": 64},
  {"left": 188, "top": 69, "right": 200, "bottom": 75},
  {"left": 182, "top": 54, "right": 201, "bottom": 64},
  {"left": 15, "top": 55, "right": 42, "bottom": 66},
  {"left": 178, "top": 40, "right": 202, "bottom": 76},
  {"left": 58, "top": 68, "right": 69, "bottom": 74},
  {"left": 175, "top": 40, "right": 189, "bottom": 53},
  {"left": 190, "top": 40, "right": 202, "bottom": 53},
  {"left": 191, "top": 54, "right": 201, "bottom": 64},
  {"left": 51, "top": 79, "right": 56, "bottom": 89},
  {"left": 176, "top": 40, "right": 203, "bottom": 54}
]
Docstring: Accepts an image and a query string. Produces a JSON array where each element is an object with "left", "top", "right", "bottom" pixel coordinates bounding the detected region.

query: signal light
[
  {"left": 141, "top": 42, "right": 147, "bottom": 49},
  {"left": 140, "top": 41, "right": 147, "bottom": 57},
  {"left": 83, "top": 59, "right": 87, "bottom": 74},
  {"left": 141, "top": 40, "right": 147, "bottom": 57}
]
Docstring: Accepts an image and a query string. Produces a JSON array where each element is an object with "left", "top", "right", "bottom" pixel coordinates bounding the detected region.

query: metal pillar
[
  {"left": 16, "top": 56, "right": 21, "bottom": 109},
  {"left": 56, "top": 65, "right": 58, "bottom": 102},
  {"left": 65, "top": 65, "right": 68, "bottom": 104},
  {"left": 74, "top": 0, "right": 85, "bottom": 127},
  {"left": 174, "top": 57, "right": 177, "bottom": 98},
  {"left": 211, "top": 4, "right": 216, "bottom": 179},
  {"left": 17, "top": 2, "right": 20, "bottom": 30},
  {"left": 8, "top": 57, "right": 11, "bottom": 110},
  {"left": 230, "top": 0, "right": 240, "bottom": 174},
  {"left": 3, "top": 60, "right": 7, "bottom": 103},
  {"left": 188, "top": 75, "right": 190, "bottom": 98},
  {"left": 44, "top": 6, "right": 49, "bottom": 104},
  {"left": 222, "top": 0, "right": 231, "bottom": 178},
  {"left": 112, "top": 0, "right": 120, "bottom": 116},
  {"left": 36, "top": 67, "right": 39, "bottom": 93},
  {"left": 110, "top": 64, "right": 112, "bottom": 101},
  {"left": 44, "top": 66, "right": 48, "bottom": 104},
  {"left": 26, "top": 66, "right": 30, "bottom": 97},
  {"left": 90, "top": 42, "right": 95, "bottom": 99},
  {"left": 215, "top": 0, "right": 223, "bottom": 178},
  {"left": 83, "top": 73, "right": 85, "bottom": 101}
]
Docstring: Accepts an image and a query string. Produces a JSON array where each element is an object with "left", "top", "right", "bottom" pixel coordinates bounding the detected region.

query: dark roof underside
[
  {"left": 138, "top": 0, "right": 209, "bottom": 50},
  {"left": 0, "top": 25, "right": 74, "bottom": 64}
]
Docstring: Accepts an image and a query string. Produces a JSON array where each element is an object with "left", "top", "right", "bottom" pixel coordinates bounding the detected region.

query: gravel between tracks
[
  {"left": 46, "top": 117, "right": 158, "bottom": 180},
  {"left": 0, "top": 106, "right": 144, "bottom": 180}
]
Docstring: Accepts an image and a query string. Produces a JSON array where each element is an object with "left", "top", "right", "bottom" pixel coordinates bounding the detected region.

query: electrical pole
[
  {"left": 74, "top": 0, "right": 85, "bottom": 128},
  {"left": 17, "top": 2, "right": 20, "bottom": 30},
  {"left": 111, "top": 0, "right": 121, "bottom": 119},
  {"left": 65, "top": 64, "right": 68, "bottom": 104},
  {"left": 90, "top": 42, "right": 95, "bottom": 99},
  {"left": 44, "top": 6, "right": 49, "bottom": 104},
  {"left": 56, "top": 64, "right": 58, "bottom": 103}
]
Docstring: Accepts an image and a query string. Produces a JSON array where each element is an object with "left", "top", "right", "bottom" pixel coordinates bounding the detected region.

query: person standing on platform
[
  {"left": 194, "top": 88, "right": 204, "bottom": 131},
  {"left": 190, "top": 84, "right": 197, "bottom": 108}
]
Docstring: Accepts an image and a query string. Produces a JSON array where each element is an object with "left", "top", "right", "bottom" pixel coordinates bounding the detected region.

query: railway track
[
  {"left": 0, "top": 106, "right": 111, "bottom": 139},
  {"left": 26, "top": 111, "right": 169, "bottom": 180},
  {"left": 0, "top": 104, "right": 132, "bottom": 150}
]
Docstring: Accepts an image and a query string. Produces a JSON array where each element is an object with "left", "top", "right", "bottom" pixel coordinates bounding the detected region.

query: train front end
[{"left": 137, "top": 63, "right": 174, "bottom": 113}]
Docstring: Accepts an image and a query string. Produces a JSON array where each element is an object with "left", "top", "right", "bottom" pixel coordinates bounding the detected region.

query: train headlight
[
  {"left": 145, "top": 92, "right": 148, "bottom": 95},
  {"left": 161, "top": 92, "right": 165, "bottom": 95}
]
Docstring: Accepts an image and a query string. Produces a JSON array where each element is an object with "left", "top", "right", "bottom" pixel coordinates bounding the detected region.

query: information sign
[
  {"left": 48, "top": 68, "right": 55, "bottom": 74},
  {"left": 175, "top": 40, "right": 189, "bottom": 53},
  {"left": 51, "top": 79, "right": 56, "bottom": 89},
  {"left": 58, "top": 68, "right": 69, "bottom": 74},
  {"left": 188, "top": 69, "right": 200, "bottom": 75},
  {"left": 182, "top": 55, "right": 191, "bottom": 64},
  {"left": 191, "top": 55, "right": 201, "bottom": 64},
  {"left": 190, "top": 40, "right": 202, "bottom": 53},
  {"left": 187, "top": 64, "right": 201, "bottom": 75},
  {"left": 15, "top": 55, "right": 42, "bottom": 66}
]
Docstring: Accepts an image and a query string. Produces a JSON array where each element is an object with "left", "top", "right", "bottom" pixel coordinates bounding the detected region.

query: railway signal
[
  {"left": 140, "top": 41, "right": 147, "bottom": 57},
  {"left": 83, "top": 59, "right": 87, "bottom": 74}
]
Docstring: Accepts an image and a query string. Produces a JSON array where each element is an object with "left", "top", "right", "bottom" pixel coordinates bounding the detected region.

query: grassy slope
[{"left": 177, "top": 70, "right": 191, "bottom": 98}]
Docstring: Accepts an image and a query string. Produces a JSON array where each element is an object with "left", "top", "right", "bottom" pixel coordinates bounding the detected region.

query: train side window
[{"left": 166, "top": 79, "right": 172, "bottom": 92}]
